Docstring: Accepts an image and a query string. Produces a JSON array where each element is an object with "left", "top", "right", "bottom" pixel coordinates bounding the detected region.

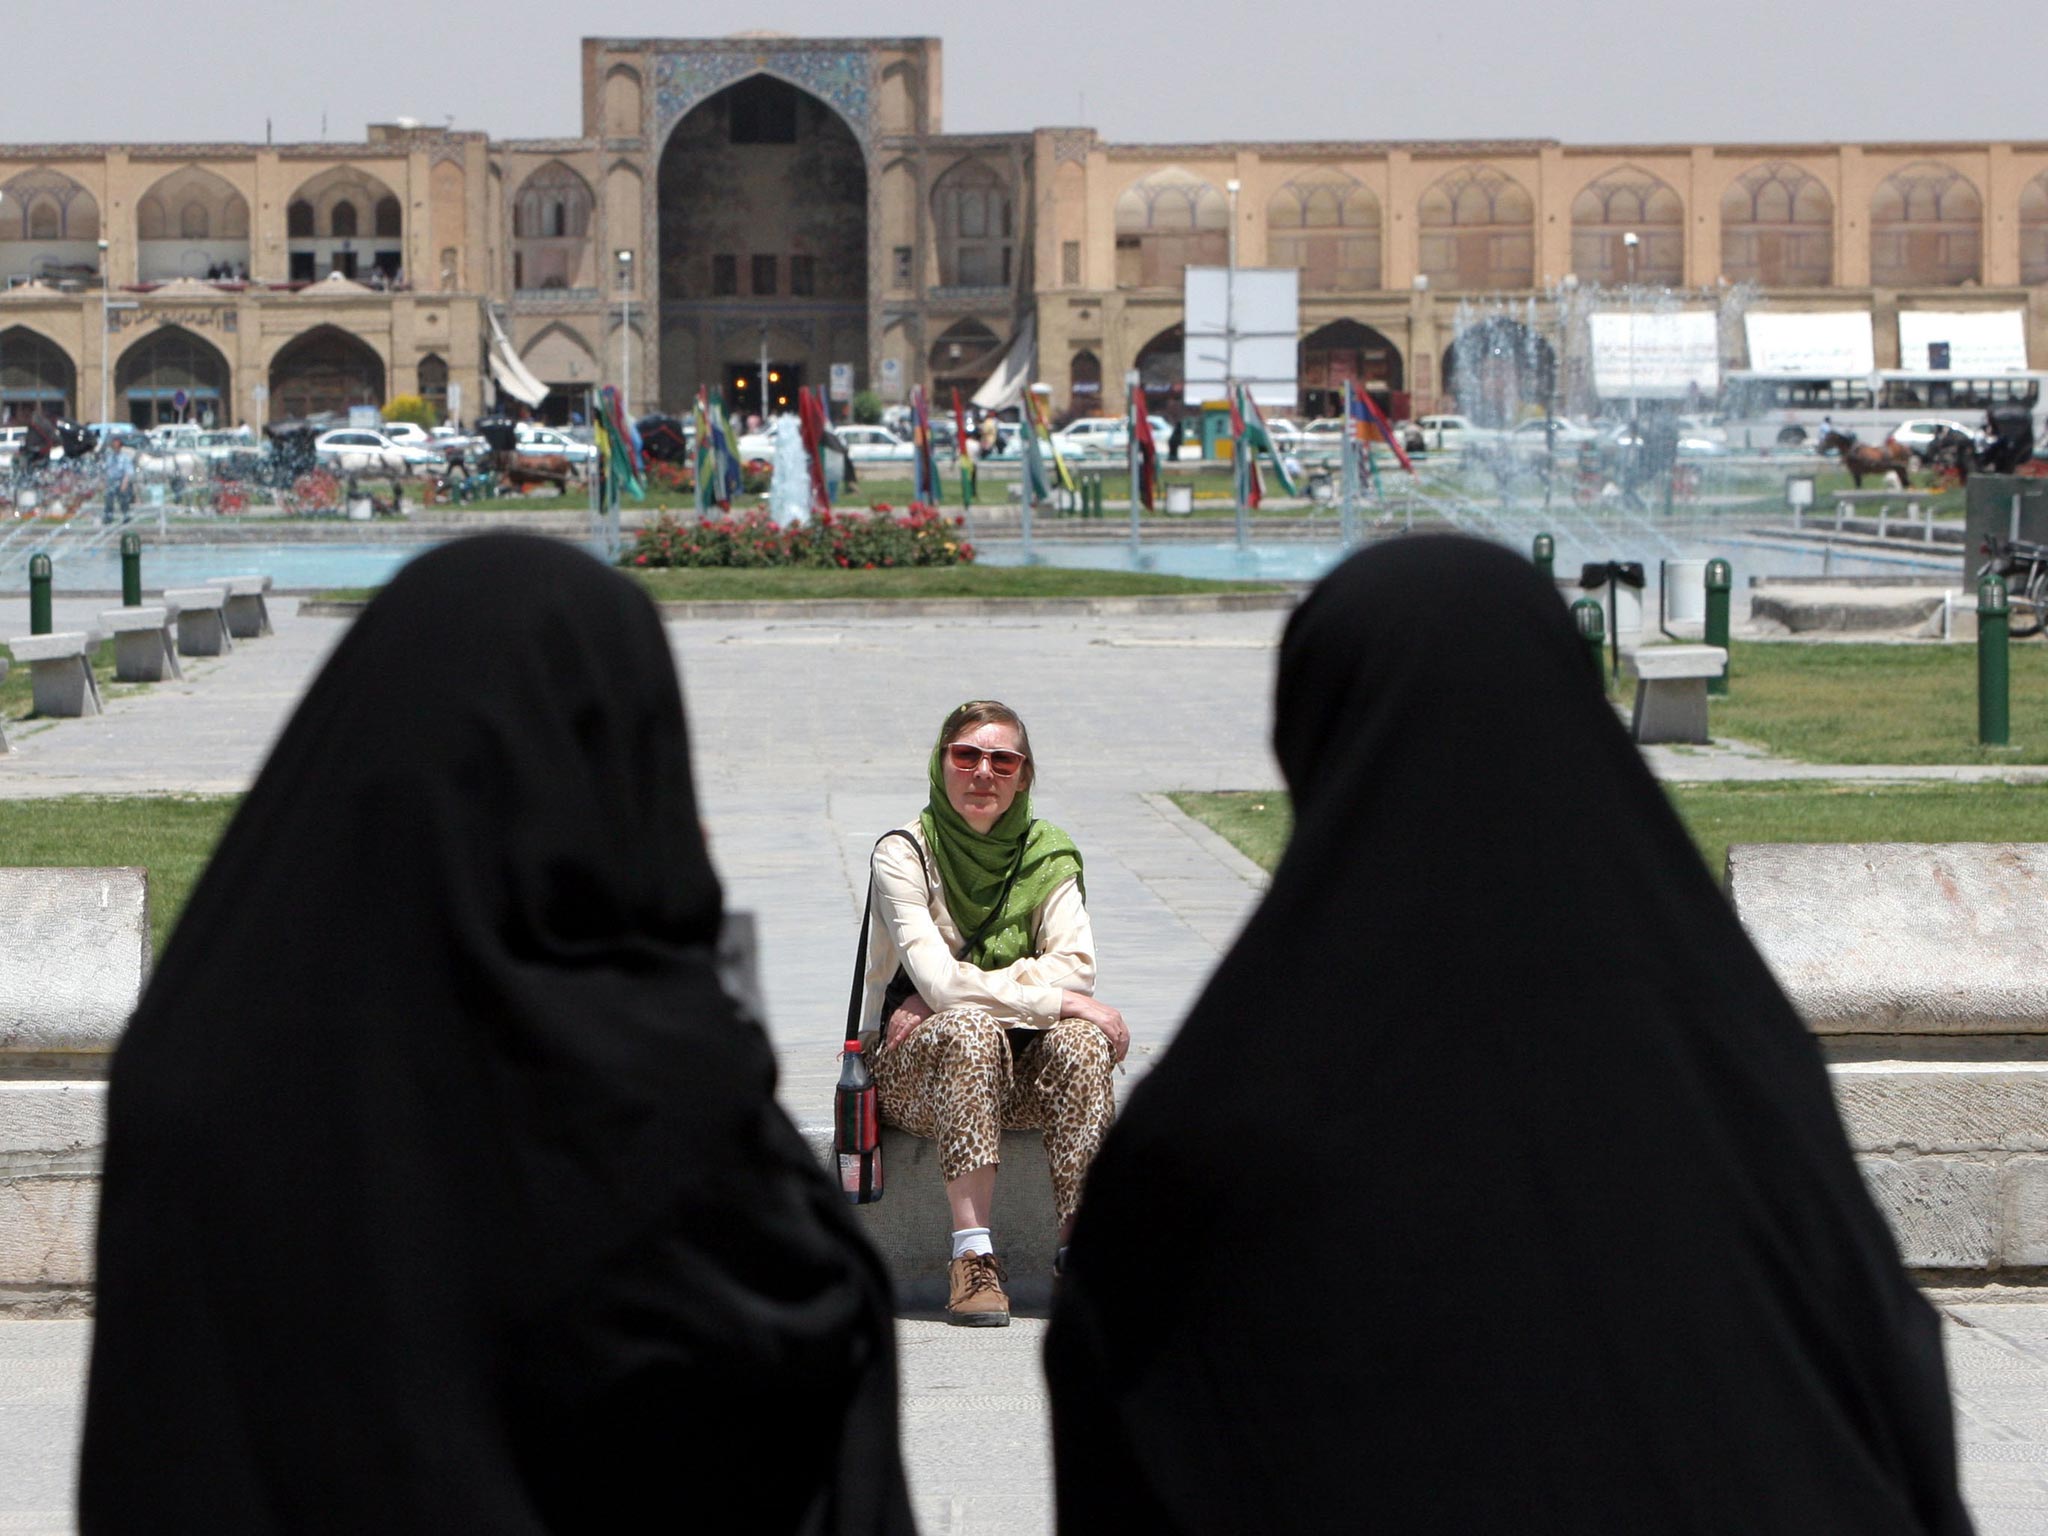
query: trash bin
[
  {"left": 1165, "top": 483, "right": 1193, "bottom": 516},
  {"left": 1662, "top": 559, "right": 1707, "bottom": 628}
]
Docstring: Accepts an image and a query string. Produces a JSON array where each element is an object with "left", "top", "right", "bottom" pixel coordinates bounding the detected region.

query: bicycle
[{"left": 1978, "top": 535, "right": 2048, "bottom": 637}]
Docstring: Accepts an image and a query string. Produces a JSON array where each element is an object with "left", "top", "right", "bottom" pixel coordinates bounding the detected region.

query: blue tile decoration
[{"left": 654, "top": 47, "right": 873, "bottom": 145}]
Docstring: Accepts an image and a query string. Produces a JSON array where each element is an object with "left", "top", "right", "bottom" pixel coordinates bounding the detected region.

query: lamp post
[
  {"left": 97, "top": 238, "right": 111, "bottom": 425},
  {"left": 615, "top": 249, "right": 633, "bottom": 418},
  {"left": 1225, "top": 177, "right": 1244, "bottom": 548},
  {"left": 1623, "top": 231, "right": 1639, "bottom": 430}
]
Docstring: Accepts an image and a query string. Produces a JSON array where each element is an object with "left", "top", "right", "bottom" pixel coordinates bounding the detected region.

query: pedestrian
[
  {"left": 858, "top": 700, "right": 1126, "bottom": 1326},
  {"left": 1167, "top": 415, "right": 1184, "bottom": 462},
  {"left": 1046, "top": 536, "right": 1975, "bottom": 1536},
  {"left": 80, "top": 535, "right": 915, "bottom": 1535},
  {"left": 100, "top": 437, "right": 135, "bottom": 525}
]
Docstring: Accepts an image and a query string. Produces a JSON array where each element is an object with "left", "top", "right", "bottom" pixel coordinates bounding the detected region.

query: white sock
[{"left": 950, "top": 1226, "right": 993, "bottom": 1261}]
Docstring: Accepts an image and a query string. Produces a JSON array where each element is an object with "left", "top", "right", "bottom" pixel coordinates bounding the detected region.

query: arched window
[
  {"left": 1418, "top": 164, "right": 1534, "bottom": 293},
  {"left": 180, "top": 202, "right": 209, "bottom": 240},
  {"left": 26, "top": 202, "right": 59, "bottom": 241},
  {"left": 1268, "top": 171, "right": 1380, "bottom": 292},
  {"left": 0, "top": 168, "right": 100, "bottom": 244},
  {"left": 1871, "top": 161, "right": 1981, "bottom": 287},
  {"left": 1721, "top": 162, "right": 1833, "bottom": 287},
  {"left": 331, "top": 201, "right": 358, "bottom": 239},
  {"left": 1069, "top": 349, "right": 1102, "bottom": 413},
  {"left": 2023, "top": 173, "right": 2048, "bottom": 285},
  {"left": 1570, "top": 166, "right": 1683, "bottom": 286},
  {"left": 417, "top": 352, "right": 449, "bottom": 421},
  {"left": 1114, "top": 168, "right": 1228, "bottom": 290},
  {"left": 374, "top": 196, "right": 401, "bottom": 238},
  {"left": 512, "top": 162, "right": 596, "bottom": 291},
  {"left": 136, "top": 197, "right": 167, "bottom": 241},
  {"left": 932, "top": 159, "right": 1015, "bottom": 288},
  {"left": 287, "top": 201, "right": 315, "bottom": 238}
]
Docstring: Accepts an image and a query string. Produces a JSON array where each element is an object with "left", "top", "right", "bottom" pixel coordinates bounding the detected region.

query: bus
[{"left": 1719, "top": 370, "right": 2048, "bottom": 449}]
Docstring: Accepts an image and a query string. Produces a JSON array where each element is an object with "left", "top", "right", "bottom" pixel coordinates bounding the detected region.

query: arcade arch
[
  {"left": 1871, "top": 161, "right": 1981, "bottom": 287},
  {"left": 0, "top": 168, "right": 101, "bottom": 286},
  {"left": 115, "top": 325, "right": 230, "bottom": 428},
  {"left": 657, "top": 73, "right": 867, "bottom": 413},
  {"left": 1300, "top": 319, "right": 1402, "bottom": 419},
  {"left": 1133, "top": 322, "right": 1185, "bottom": 411},
  {"left": 284, "top": 166, "right": 404, "bottom": 284},
  {"left": 1418, "top": 164, "right": 1533, "bottom": 293},
  {"left": 1721, "top": 162, "right": 1833, "bottom": 288},
  {"left": 268, "top": 325, "right": 384, "bottom": 421},
  {"left": 512, "top": 161, "right": 595, "bottom": 291},
  {"left": 1570, "top": 166, "right": 1682, "bottom": 287},
  {"left": 1114, "top": 168, "right": 1226, "bottom": 291},
  {"left": 1441, "top": 315, "right": 1554, "bottom": 427},
  {"left": 136, "top": 166, "right": 251, "bottom": 281},
  {"left": 2024, "top": 172, "right": 2048, "bottom": 285},
  {"left": 0, "top": 326, "right": 77, "bottom": 421},
  {"left": 1268, "top": 171, "right": 1381, "bottom": 293},
  {"left": 928, "top": 317, "right": 1003, "bottom": 399}
]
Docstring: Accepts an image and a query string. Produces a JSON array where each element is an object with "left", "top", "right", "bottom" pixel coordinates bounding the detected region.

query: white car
[
  {"left": 1508, "top": 419, "right": 1600, "bottom": 451},
  {"left": 1414, "top": 414, "right": 1502, "bottom": 451},
  {"left": 314, "top": 428, "right": 444, "bottom": 476},
  {"left": 1052, "top": 416, "right": 1176, "bottom": 458},
  {"left": 0, "top": 425, "right": 24, "bottom": 470},
  {"left": 513, "top": 425, "right": 597, "bottom": 465},
  {"left": 1887, "top": 418, "right": 1976, "bottom": 459},
  {"left": 835, "top": 424, "right": 916, "bottom": 464}
]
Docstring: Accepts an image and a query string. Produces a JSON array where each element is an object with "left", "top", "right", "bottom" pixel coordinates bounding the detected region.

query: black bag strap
[{"left": 846, "top": 830, "right": 922, "bottom": 1044}]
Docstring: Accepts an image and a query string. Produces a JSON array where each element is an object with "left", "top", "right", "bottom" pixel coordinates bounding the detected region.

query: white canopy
[
  {"left": 1898, "top": 310, "right": 2028, "bottom": 373},
  {"left": 971, "top": 314, "right": 1035, "bottom": 412},
  {"left": 486, "top": 309, "right": 548, "bottom": 410},
  {"left": 1742, "top": 312, "right": 1874, "bottom": 376}
]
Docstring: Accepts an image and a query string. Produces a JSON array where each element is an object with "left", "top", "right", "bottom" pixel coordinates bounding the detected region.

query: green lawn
[
  {"left": 0, "top": 640, "right": 119, "bottom": 722},
  {"left": 1172, "top": 781, "right": 2048, "bottom": 884},
  {"left": 318, "top": 564, "right": 1283, "bottom": 605},
  {"left": 0, "top": 796, "right": 240, "bottom": 956},
  {"left": 1711, "top": 642, "right": 2048, "bottom": 764}
]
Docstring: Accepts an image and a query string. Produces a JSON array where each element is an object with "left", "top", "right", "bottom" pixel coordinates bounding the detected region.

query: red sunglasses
[{"left": 945, "top": 743, "right": 1028, "bottom": 778}]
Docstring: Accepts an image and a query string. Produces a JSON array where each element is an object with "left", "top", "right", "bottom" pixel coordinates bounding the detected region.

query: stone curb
[
  {"left": 1140, "top": 792, "right": 1272, "bottom": 891},
  {"left": 301, "top": 591, "right": 1300, "bottom": 621}
]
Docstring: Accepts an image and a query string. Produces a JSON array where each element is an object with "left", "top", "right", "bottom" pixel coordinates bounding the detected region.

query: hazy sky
[{"left": 6, "top": 0, "right": 2040, "bottom": 148}]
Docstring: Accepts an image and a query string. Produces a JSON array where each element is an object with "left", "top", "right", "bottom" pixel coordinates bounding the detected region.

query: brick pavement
[{"left": 4, "top": 591, "right": 2048, "bottom": 1533}]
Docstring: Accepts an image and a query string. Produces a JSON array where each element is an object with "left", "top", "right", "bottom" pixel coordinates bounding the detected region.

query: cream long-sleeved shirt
[{"left": 857, "top": 820, "right": 1095, "bottom": 1035}]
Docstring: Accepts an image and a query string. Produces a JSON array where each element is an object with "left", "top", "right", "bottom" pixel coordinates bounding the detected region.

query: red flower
[
  {"left": 863, "top": 562, "right": 875, "bottom": 570},
  {"left": 634, "top": 554, "right": 649, "bottom": 565}
]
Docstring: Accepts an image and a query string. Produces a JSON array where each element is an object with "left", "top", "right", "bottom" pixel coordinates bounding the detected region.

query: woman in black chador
[
  {"left": 80, "top": 534, "right": 913, "bottom": 1534},
  {"left": 1046, "top": 536, "right": 1973, "bottom": 1535}
]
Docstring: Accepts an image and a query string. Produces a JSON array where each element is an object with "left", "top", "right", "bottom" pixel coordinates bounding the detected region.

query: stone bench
[
  {"left": 0, "top": 867, "right": 150, "bottom": 1310},
  {"left": 800, "top": 1123, "right": 1065, "bottom": 1312},
  {"left": 161, "top": 586, "right": 233, "bottom": 657},
  {"left": 98, "top": 605, "right": 182, "bottom": 683},
  {"left": 1730, "top": 843, "right": 2048, "bottom": 1276},
  {"left": 205, "top": 573, "right": 273, "bottom": 639},
  {"left": 1626, "top": 644, "right": 1725, "bottom": 745},
  {"left": 4, "top": 632, "right": 101, "bottom": 718}
]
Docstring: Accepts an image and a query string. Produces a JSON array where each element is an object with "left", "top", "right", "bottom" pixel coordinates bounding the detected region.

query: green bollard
[
  {"left": 1704, "top": 557, "right": 1732, "bottom": 696},
  {"left": 120, "top": 532, "right": 143, "bottom": 608},
  {"left": 1532, "top": 532, "right": 1555, "bottom": 584},
  {"left": 1570, "top": 597, "right": 1606, "bottom": 682},
  {"left": 28, "top": 553, "right": 52, "bottom": 636},
  {"left": 1980, "top": 573, "right": 2011, "bottom": 747}
]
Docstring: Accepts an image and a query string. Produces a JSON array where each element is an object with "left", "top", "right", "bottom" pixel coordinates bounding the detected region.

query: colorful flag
[
  {"left": 1349, "top": 384, "right": 1417, "bottom": 477},
  {"left": 1019, "top": 399, "right": 1052, "bottom": 508},
  {"left": 596, "top": 385, "right": 644, "bottom": 499},
  {"left": 910, "top": 386, "right": 940, "bottom": 504},
  {"left": 1026, "top": 388, "right": 1075, "bottom": 494},
  {"left": 1128, "top": 391, "right": 1158, "bottom": 512},
  {"left": 706, "top": 387, "right": 743, "bottom": 510},
  {"left": 1229, "top": 388, "right": 1263, "bottom": 510},
  {"left": 951, "top": 387, "right": 976, "bottom": 504},
  {"left": 797, "top": 387, "right": 831, "bottom": 516},
  {"left": 693, "top": 388, "right": 712, "bottom": 515},
  {"left": 1237, "top": 386, "right": 1298, "bottom": 498}
]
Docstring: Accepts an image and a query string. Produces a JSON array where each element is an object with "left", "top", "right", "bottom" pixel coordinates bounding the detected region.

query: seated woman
[{"left": 859, "top": 699, "right": 1128, "bottom": 1327}]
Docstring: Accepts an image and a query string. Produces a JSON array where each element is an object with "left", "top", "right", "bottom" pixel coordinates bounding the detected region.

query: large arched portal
[
  {"left": 268, "top": 326, "right": 384, "bottom": 421},
  {"left": 1300, "top": 319, "right": 1404, "bottom": 420},
  {"left": 657, "top": 74, "right": 867, "bottom": 417},
  {"left": 116, "top": 326, "right": 229, "bottom": 428},
  {"left": 0, "top": 327, "right": 78, "bottom": 422}
]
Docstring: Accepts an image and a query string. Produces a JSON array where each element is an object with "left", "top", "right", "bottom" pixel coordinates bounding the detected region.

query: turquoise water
[{"left": 11, "top": 531, "right": 1955, "bottom": 593}]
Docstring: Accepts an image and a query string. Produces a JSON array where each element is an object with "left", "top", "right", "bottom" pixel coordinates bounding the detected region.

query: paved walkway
[{"left": 5, "top": 591, "right": 2048, "bottom": 1532}]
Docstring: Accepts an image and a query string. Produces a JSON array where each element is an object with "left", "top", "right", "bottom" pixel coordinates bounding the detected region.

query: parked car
[
  {"left": 835, "top": 424, "right": 916, "bottom": 464},
  {"left": 1507, "top": 418, "right": 1600, "bottom": 452},
  {"left": 1413, "top": 414, "right": 1501, "bottom": 451},
  {"left": 1051, "top": 415, "right": 1176, "bottom": 458},
  {"left": 0, "top": 425, "right": 24, "bottom": 470},
  {"left": 513, "top": 424, "right": 597, "bottom": 465},
  {"left": 193, "top": 428, "right": 258, "bottom": 465},
  {"left": 314, "top": 428, "right": 444, "bottom": 476}
]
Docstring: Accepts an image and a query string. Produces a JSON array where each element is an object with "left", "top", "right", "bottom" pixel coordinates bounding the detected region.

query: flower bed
[{"left": 625, "top": 504, "right": 975, "bottom": 570}]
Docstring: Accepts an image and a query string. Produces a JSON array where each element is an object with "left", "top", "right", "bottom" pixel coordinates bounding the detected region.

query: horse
[
  {"left": 1923, "top": 425, "right": 1977, "bottom": 485},
  {"left": 494, "top": 451, "right": 577, "bottom": 496},
  {"left": 1819, "top": 428, "right": 1912, "bottom": 489}
]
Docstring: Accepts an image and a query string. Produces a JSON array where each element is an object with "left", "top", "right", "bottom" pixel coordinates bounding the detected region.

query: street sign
[
  {"left": 878, "top": 357, "right": 902, "bottom": 402},
  {"left": 446, "top": 381, "right": 463, "bottom": 422},
  {"left": 830, "top": 363, "right": 853, "bottom": 403}
]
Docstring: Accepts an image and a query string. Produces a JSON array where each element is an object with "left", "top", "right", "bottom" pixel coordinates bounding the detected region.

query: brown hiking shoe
[{"left": 946, "top": 1252, "right": 1011, "bottom": 1327}]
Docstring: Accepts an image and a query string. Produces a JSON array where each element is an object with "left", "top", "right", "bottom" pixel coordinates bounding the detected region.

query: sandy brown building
[{"left": 4, "top": 33, "right": 2046, "bottom": 429}]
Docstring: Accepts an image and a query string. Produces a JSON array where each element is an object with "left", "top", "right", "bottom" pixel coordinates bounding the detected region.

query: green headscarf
[{"left": 921, "top": 738, "right": 1084, "bottom": 970}]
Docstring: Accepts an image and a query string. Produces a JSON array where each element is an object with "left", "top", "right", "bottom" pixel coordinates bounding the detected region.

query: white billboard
[
  {"left": 1183, "top": 266, "right": 1298, "bottom": 408},
  {"left": 1742, "top": 311, "right": 1874, "bottom": 376},
  {"left": 1898, "top": 310, "right": 2028, "bottom": 374},
  {"left": 1589, "top": 311, "right": 1720, "bottom": 400}
]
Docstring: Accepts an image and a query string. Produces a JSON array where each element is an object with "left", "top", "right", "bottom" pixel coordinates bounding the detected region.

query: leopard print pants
[{"left": 872, "top": 1005, "right": 1116, "bottom": 1222}]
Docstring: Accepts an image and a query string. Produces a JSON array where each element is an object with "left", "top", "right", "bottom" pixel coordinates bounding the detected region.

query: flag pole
[
  {"left": 1233, "top": 386, "right": 1249, "bottom": 553},
  {"left": 1339, "top": 380, "right": 1358, "bottom": 550}
]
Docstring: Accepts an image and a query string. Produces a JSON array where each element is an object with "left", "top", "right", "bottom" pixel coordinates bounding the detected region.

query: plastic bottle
[{"left": 834, "top": 1039, "right": 883, "bottom": 1204}]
